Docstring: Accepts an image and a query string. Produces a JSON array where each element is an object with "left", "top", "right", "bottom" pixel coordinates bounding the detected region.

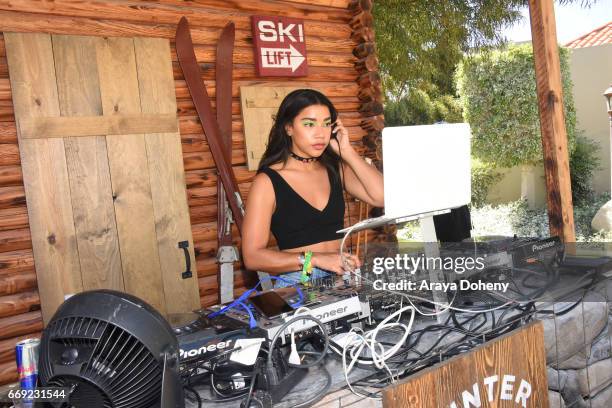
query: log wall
[{"left": 0, "top": 0, "right": 385, "bottom": 384}]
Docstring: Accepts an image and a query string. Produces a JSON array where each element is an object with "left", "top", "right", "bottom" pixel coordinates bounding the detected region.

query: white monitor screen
[{"left": 382, "top": 123, "right": 471, "bottom": 218}]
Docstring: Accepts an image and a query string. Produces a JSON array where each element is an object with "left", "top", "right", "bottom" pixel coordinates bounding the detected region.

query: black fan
[{"left": 38, "top": 290, "right": 184, "bottom": 408}]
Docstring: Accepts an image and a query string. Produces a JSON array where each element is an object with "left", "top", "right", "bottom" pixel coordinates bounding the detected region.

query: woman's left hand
[{"left": 329, "top": 118, "right": 352, "bottom": 155}]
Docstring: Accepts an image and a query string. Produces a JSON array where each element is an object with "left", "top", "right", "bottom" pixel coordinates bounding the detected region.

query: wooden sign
[
  {"left": 240, "top": 85, "right": 313, "bottom": 170},
  {"left": 251, "top": 15, "right": 307, "bottom": 77},
  {"left": 383, "top": 322, "right": 549, "bottom": 408},
  {"left": 4, "top": 33, "right": 201, "bottom": 322}
]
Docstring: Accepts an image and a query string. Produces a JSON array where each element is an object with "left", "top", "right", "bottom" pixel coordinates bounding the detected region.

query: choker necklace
[{"left": 290, "top": 151, "right": 319, "bottom": 163}]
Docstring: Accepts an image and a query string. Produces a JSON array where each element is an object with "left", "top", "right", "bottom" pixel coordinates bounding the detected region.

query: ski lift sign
[{"left": 251, "top": 15, "right": 308, "bottom": 77}]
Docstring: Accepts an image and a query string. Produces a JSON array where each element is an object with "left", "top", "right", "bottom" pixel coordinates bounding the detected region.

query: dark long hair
[{"left": 257, "top": 89, "right": 341, "bottom": 180}]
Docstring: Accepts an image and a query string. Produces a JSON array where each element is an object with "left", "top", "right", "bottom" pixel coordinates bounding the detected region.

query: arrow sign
[
  {"left": 252, "top": 15, "right": 308, "bottom": 77},
  {"left": 260, "top": 44, "right": 305, "bottom": 72}
]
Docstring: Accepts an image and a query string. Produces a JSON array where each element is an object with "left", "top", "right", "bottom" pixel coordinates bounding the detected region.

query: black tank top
[{"left": 259, "top": 166, "right": 345, "bottom": 250}]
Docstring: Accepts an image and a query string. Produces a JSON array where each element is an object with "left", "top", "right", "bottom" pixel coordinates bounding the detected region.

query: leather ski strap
[
  {"left": 175, "top": 17, "right": 244, "bottom": 234},
  {"left": 215, "top": 22, "right": 238, "bottom": 303}
]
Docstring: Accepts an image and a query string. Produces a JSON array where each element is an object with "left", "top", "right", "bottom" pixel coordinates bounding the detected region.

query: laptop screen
[{"left": 382, "top": 123, "right": 471, "bottom": 219}]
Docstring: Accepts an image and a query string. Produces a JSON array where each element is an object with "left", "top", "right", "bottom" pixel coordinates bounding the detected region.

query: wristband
[{"left": 300, "top": 251, "right": 313, "bottom": 283}]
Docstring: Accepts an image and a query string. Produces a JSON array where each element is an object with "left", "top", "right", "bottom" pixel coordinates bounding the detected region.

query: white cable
[
  {"left": 402, "top": 289, "right": 458, "bottom": 316},
  {"left": 288, "top": 329, "right": 301, "bottom": 365},
  {"left": 333, "top": 305, "right": 414, "bottom": 365},
  {"left": 395, "top": 297, "right": 403, "bottom": 323},
  {"left": 343, "top": 330, "right": 387, "bottom": 400},
  {"left": 339, "top": 305, "right": 415, "bottom": 400},
  {"left": 292, "top": 306, "right": 312, "bottom": 316}
]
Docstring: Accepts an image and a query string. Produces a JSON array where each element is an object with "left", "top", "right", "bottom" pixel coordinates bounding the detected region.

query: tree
[
  {"left": 373, "top": 0, "right": 597, "bottom": 98},
  {"left": 373, "top": 0, "right": 524, "bottom": 97}
]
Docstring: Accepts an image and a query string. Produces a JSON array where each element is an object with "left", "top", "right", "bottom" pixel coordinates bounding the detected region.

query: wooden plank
[
  {"left": 383, "top": 322, "right": 549, "bottom": 407},
  {"left": 0, "top": 143, "right": 20, "bottom": 167},
  {"left": 385, "top": 370, "right": 438, "bottom": 408},
  {"left": 286, "top": 0, "right": 351, "bottom": 7},
  {"left": 52, "top": 34, "right": 124, "bottom": 292},
  {"left": 0, "top": 206, "right": 28, "bottom": 232},
  {"left": 0, "top": 10, "right": 356, "bottom": 54},
  {"left": 4, "top": 32, "right": 82, "bottom": 324},
  {"left": 0, "top": 105, "right": 14, "bottom": 123},
  {"left": 0, "top": 165, "right": 22, "bottom": 187},
  {"left": 0, "top": 272, "right": 37, "bottom": 297},
  {"left": 528, "top": 0, "right": 575, "bottom": 242},
  {"left": 0, "top": 228, "right": 31, "bottom": 252},
  {"left": 0, "top": 310, "right": 42, "bottom": 341},
  {"left": 0, "top": 205, "right": 28, "bottom": 231},
  {"left": 0, "top": 57, "right": 6, "bottom": 78},
  {"left": 0, "top": 249, "right": 34, "bottom": 276},
  {"left": 0, "top": 290, "right": 39, "bottom": 319},
  {"left": 0, "top": 122, "right": 17, "bottom": 143},
  {"left": 96, "top": 36, "right": 166, "bottom": 314},
  {"left": 0, "top": 186, "right": 25, "bottom": 210},
  {"left": 0, "top": 361, "right": 17, "bottom": 384},
  {"left": 18, "top": 113, "right": 179, "bottom": 139},
  {"left": 153, "top": 0, "right": 351, "bottom": 23},
  {"left": 134, "top": 36, "right": 200, "bottom": 314},
  {"left": 0, "top": 0, "right": 353, "bottom": 39},
  {"left": 525, "top": 321, "right": 552, "bottom": 403},
  {"left": 437, "top": 353, "right": 476, "bottom": 405}
]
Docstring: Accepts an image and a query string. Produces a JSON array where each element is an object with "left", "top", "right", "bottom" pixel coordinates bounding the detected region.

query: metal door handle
[{"left": 178, "top": 241, "right": 192, "bottom": 279}]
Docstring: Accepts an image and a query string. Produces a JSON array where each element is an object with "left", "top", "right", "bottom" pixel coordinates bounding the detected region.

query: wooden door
[{"left": 5, "top": 33, "right": 200, "bottom": 323}]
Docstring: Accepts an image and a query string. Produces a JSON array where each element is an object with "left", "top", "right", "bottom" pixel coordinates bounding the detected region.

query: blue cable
[
  {"left": 237, "top": 300, "right": 257, "bottom": 328},
  {"left": 208, "top": 276, "right": 305, "bottom": 328}
]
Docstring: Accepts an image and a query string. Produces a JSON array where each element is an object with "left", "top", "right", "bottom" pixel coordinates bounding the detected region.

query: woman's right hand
[{"left": 311, "top": 252, "right": 361, "bottom": 274}]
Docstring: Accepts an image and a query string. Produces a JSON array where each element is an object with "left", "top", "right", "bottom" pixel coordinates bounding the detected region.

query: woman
[{"left": 242, "top": 89, "right": 384, "bottom": 285}]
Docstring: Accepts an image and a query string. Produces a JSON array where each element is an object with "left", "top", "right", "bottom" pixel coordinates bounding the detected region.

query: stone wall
[{"left": 544, "top": 283, "right": 612, "bottom": 407}]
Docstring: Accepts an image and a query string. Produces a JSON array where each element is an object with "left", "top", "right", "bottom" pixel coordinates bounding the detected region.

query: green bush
[
  {"left": 384, "top": 89, "right": 462, "bottom": 126},
  {"left": 456, "top": 44, "right": 576, "bottom": 168},
  {"left": 471, "top": 158, "right": 502, "bottom": 207},
  {"left": 570, "top": 135, "right": 601, "bottom": 205}
]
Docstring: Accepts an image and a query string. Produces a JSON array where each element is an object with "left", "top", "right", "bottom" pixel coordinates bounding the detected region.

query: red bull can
[{"left": 15, "top": 338, "right": 40, "bottom": 391}]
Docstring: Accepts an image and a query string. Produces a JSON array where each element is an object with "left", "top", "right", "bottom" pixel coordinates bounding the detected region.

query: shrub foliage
[
  {"left": 570, "top": 135, "right": 601, "bottom": 205},
  {"left": 456, "top": 44, "right": 576, "bottom": 168}
]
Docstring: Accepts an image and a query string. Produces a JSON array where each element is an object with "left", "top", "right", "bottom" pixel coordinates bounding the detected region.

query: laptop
[{"left": 337, "top": 123, "right": 471, "bottom": 234}]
